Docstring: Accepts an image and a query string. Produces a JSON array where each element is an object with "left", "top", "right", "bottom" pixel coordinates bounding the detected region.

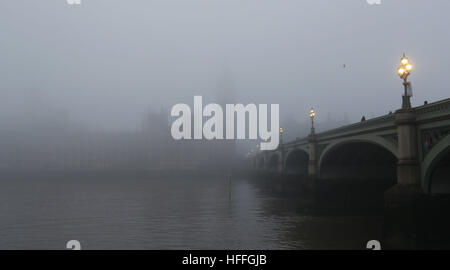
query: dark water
[{"left": 0, "top": 173, "right": 382, "bottom": 249}]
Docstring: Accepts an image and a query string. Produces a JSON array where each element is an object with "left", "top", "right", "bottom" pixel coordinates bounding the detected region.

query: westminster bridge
[
  {"left": 250, "top": 97, "right": 450, "bottom": 249},
  {"left": 252, "top": 98, "right": 450, "bottom": 195}
]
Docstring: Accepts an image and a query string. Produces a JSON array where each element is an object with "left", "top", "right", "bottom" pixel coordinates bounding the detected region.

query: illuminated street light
[
  {"left": 397, "top": 53, "right": 413, "bottom": 109},
  {"left": 279, "top": 127, "right": 284, "bottom": 146},
  {"left": 401, "top": 55, "right": 409, "bottom": 65},
  {"left": 310, "top": 108, "right": 315, "bottom": 134}
]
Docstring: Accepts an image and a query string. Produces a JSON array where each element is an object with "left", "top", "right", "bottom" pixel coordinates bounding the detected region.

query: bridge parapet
[
  {"left": 280, "top": 113, "right": 397, "bottom": 151},
  {"left": 415, "top": 98, "right": 450, "bottom": 120},
  {"left": 315, "top": 114, "right": 396, "bottom": 141},
  {"left": 279, "top": 98, "right": 450, "bottom": 150}
]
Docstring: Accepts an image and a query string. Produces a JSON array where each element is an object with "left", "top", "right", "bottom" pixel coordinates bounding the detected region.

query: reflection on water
[{"left": 0, "top": 173, "right": 381, "bottom": 249}]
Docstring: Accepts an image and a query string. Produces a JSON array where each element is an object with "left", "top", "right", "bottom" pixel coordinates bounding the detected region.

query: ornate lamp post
[
  {"left": 308, "top": 108, "right": 317, "bottom": 177},
  {"left": 385, "top": 53, "right": 421, "bottom": 249},
  {"left": 279, "top": 127, "right": 284, "bottom": 146},
  {"left": 309, "top": 108, "right": 316, "bottom": 134},
  {"left": 397, "top": 53, "right": 413, "bottom": 109}
]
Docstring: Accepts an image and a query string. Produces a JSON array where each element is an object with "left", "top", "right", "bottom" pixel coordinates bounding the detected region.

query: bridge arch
[
  {"left": 422, "top": 134, "right": 450, "bottom": 194},
  {"left": 284, "top": 148, "right": 309, "bottom": 175},
  {"left": 318, "top": 136, "right": 398, "bottom": 181}
]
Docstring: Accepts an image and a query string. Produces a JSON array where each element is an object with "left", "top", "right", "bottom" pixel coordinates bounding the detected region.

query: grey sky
[{"left": 0, "top": 0, "right": 449, "bottom": 131}]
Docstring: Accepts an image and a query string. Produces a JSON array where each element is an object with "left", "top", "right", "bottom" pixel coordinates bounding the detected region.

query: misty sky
[{"left": 0, "top": 0, "right": 449, "bottom": 132}]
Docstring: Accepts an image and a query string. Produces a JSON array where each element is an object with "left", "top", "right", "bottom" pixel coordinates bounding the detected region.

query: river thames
[{"left": 0, "top": 172, "right": 382, "bottom": 249}]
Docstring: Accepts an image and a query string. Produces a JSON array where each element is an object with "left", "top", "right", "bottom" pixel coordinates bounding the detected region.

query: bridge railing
[
  {"left": 314, "top": 114, "right": 396, "bottom": 139},
  {"left": 267, "top": 98, "right": 450, "bottom": 153},
  {"left": 280, "top": 113, "right": 396, "bottom": 149},
  {"left": 415, "top": 98, "right": 450, "bottom": 118}
]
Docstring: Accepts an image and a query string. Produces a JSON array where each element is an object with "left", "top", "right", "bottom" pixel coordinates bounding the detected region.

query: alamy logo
[
  {"left": 170, "top": 96, "right": 280, "bottom": 150},
  {"left": 67, "top": 0, "right": 81, "bottom": 5},
  {"left": 366, "top": 0, "right": 381, "bottom": 5}
]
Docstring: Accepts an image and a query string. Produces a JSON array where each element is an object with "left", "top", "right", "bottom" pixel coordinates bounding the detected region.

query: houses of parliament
[{"left": 0, "top": 74, "right": 238, "bottom": 171}]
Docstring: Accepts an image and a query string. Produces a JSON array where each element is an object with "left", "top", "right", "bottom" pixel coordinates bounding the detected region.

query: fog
[{"left": 0, "top": 0, "right": 449, "bottom": 167}]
